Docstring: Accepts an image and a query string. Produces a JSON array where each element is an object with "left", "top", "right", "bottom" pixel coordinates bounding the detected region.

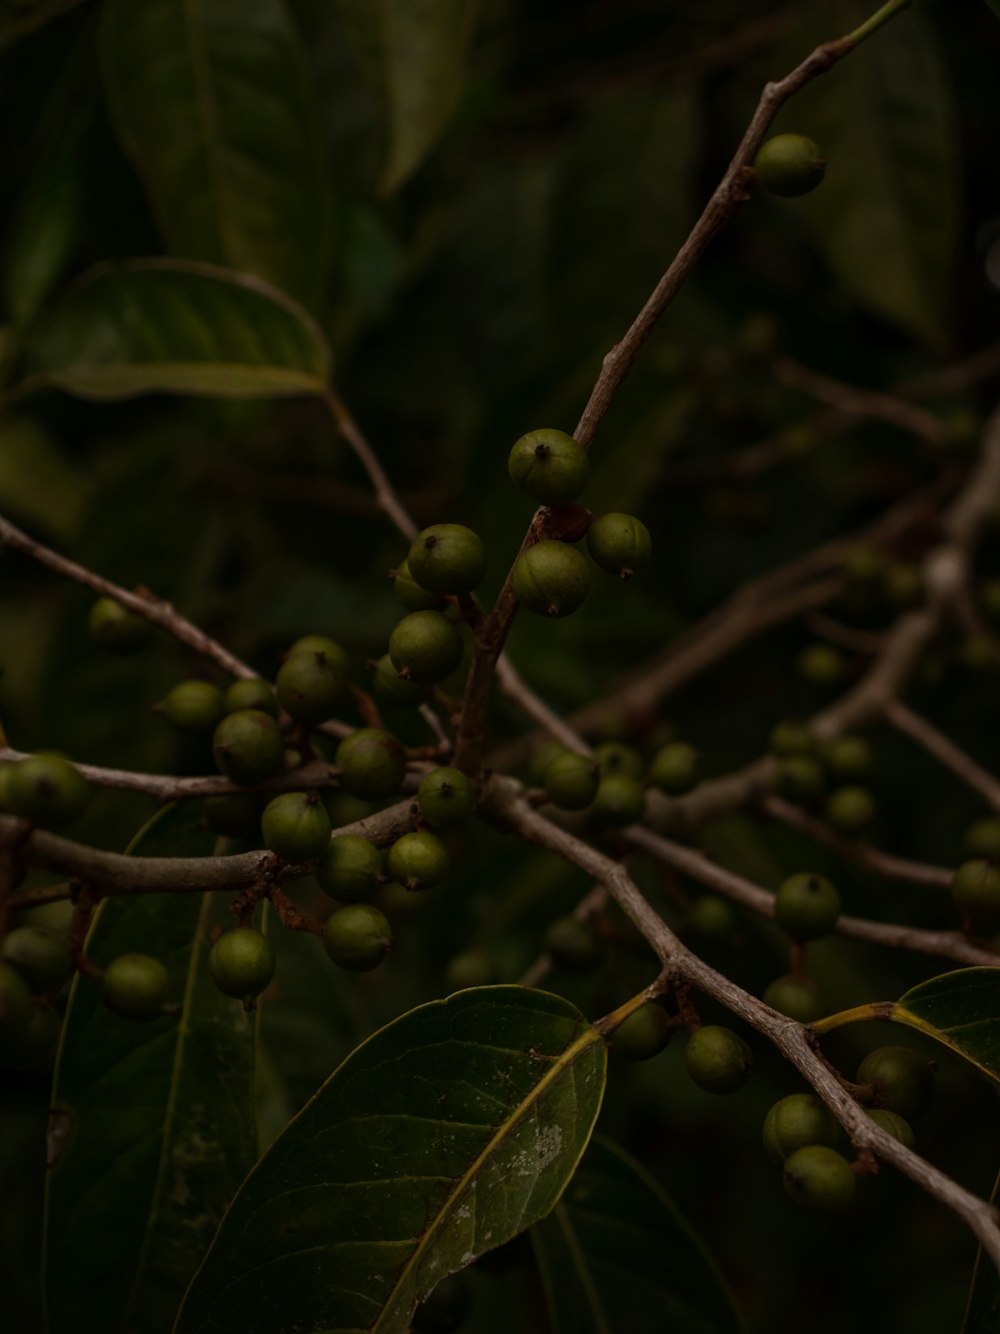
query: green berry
[
  {"left": 223, "top": 678, "right": 278, "bottom": 717},
  {"left": 825, "top": 786, "right": 875, "bottom": 833},
  {"left": 771, "top": 756, "right": 825, "bottom": 804},
  {"left": 782, "top": 1146, "right": 855, "bottom": 1213},
  {"left": 261, "top": 791, "right": 331, "bottom": 862},
  {"left": 773, "top": 873, "right": 841, "bottom": 941},
  {"left": 204, "top": 792, "right": 265, "bottom": 838},
  {"left": 7, "top": 754, "right": 90, "bottom": 828},
  {"left": 963, "top": 819, "right": 1000, "bottom": 860},
  {"left": 212, "top": 710, "right": 286, "bottom": 786},
  {"left": 324, "top": 904, "right": 393, "bottom": 972},
  {"left": 445, "top": 949, "right": 496, "bottom": 990},
  {"left": 867, "top": 1108, "right": 915, "bottom": 1150},
  {"left": 843, "top": 544, "right": 884, "bottom": 586},
  {"left": 590, "top": 774, "right": 645, "bottom": 825},
  {"left": 769, "top": 720, "right": 818, "bottom": 758},
  {"left": 595, "top": 741, "right": 644, "bottom": 780},
  {"left": 386, "top": 830, "right": 450, "bottom": 891},
  {"left": 412, "top": 1274, "right": 472, "bottom": 1331},
  {"left": 883, "top": 561, "right": 923, "bottom": 609},
  {"left": 286, "top": 636, "right": 350, "bottom": 676},
  {"left": 1, "top": 927, "right": 73, "bottom": 993},
  {"left": 208, "top": 929, "right": 275, "bottom": 1001},
  {"left": 335, "top": 728, "right": 406, "bottom": 799},
  {"left": 754, "top": 134, "right": 826, "bottom": 197},
  {"left": 610, "top": 1003, "right": 673, "bottom": 1060},
  {"left": 586, "top": 512, "right": 651, "bottom": 580},
  {"left": 0, "top": 1002, "right": 59, "bottom": 1070},
  {"left": 418, "top": 767, "right": 476, "bottom": 829},
  {"left": 545, "top": 916, "right": 603, "bottom": 973},
  {"left": 276, "top": 650, "right": 346, "bottom": 726},
  {"left": 684, "top": 1025, "right": 752, "bottom": 1094},
  {"left": 526, "top": 741, "right": 569, "bottom": 787},
  {"left": 763, "top": 974, "right": 826, "bottom": 1022},
  {"left": 952, "top": 859, "right": 1000, "bottom": 921},
  {"left": 0, "top": 961, "right": 32, "bottom": 1036},
  {"left": 823, "top": 735, "right": 871, "bottom": 780},
  {"left": 688, "top": 896, "right": 736, "bottom": 939},
  {"left": 763, "top": 1093, "right": 842, "bottom": 1165},
  {"left": 543, "top": 751, "right": 599, "bottom": 810},
  {"left": 318, "top": 835, "right": 383, "bottom": 902},
  {"left": 370, "top": 654, "right": 429, "bottom": 709},
  {"left": 102, "top": 953, "right": 170, "bottom": 1021},
  {"left": 797, "top": 643, "right": 844, "bottom": 686},
  {"left": 508, "top": 428, "right": 589, "bottom": 505},
  {"left": 88, "top": 597, "right": 153, "bottom": 654},
  {"left": 856, "top": 1046, "right": 935, "bottom": 1121},
  {"left": 388, "top": 611, "right": 463, "bottom": 683},
  {"left": 407, "top": 524, "right": 486, "bottom": 595},
  {"left": 163, "top": 680, "right": 225, "bottom": 733},
  {"left": 512, "top": 540, "right": 590, "bottom": 618},
  {"left": 649, "top": 742, "right": 699, "bottom": 795},
  {"left": 391, "top": 559, "right": 448, "bottom": 612}
]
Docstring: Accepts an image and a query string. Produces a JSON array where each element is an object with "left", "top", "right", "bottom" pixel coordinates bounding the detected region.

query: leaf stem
[
  {"left": 845, "top": 0, "right": 912, "bottom": 50},
  {"left": 811, "top": 1002, "right": 896, "bottom": 1035}
]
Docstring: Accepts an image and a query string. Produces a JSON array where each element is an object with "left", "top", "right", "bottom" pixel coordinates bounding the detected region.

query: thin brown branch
[
  {"left": 774, "top": 358, "right": 949, "bottom": 447},
  {"left": 884, "top": 700, "right": 1000, "bottom": 817}
]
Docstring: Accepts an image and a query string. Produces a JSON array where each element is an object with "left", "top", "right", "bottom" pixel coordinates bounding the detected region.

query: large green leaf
[
  {"left": 100, "top": 0, "right": 328, "bottom": 306},
  {"left": 962, "top": 1166, "right": 1000, "bottom": 1333},
  {"left": 891, "top": 968, "right": 1000, "bottom": 1085},
  {"left": 338, "top": 0, "right": 480, "bottom": 194},
  {"left": 174, "top": 986, "right": 606, "bottom": 1334},
  {"left": 44, "top": 804, "right": 259, "bottom": 1334},
  {"left": 531, "top": 1135, "right": 745, "bottom": 1334},
  {"left": 18, "top": 258, "right": 330, "bottom": 401}
]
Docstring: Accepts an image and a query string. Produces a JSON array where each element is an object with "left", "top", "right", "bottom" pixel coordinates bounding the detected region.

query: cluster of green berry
[{"left": 769, "top": 720, "right": 876, "bottom": 833}]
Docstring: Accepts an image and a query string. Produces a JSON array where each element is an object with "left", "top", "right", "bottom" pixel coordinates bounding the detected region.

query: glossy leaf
[
  {"left": 962, "top": 1165, "right": 1000, "bottom": 1333},
  {"left": 44, "top": 804, "right": 259, "bottom": 1334},
  {"left": 892, "top": 968, "right": 1000, "bottom": 1085},
  {"left": 0, "top": 415, "right": 91, "bottom": 539},
  {"left": 532, "top": 1135, "right": 745, "bottom": 1334},
  {"left": 3, "top": 145, "right": 84, "bottom": 327},
  {"left": 100, "top": 0, "right": 328, "bottom": 306},
  {"left": 338, "top": 0, "right": 480, "bottom": 194},
  {"left": 174, "top": 986, "right": 606, "bottom": 1334},
  {"left": 19, "top": 258, "right": 330, "bottom": 401}
]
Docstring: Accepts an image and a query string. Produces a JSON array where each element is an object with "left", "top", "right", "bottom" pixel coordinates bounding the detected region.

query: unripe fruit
[
  {"left": 590, "top": 774, "right": 645, "bottom": 825},
  {"left": 610, "top": 1002, "right": 673, "bottom": 1060},
  {"left": 586, "top": 512, "right": 651, "bottom": 580},
  {"left": 595, "top": 742, "right": 644, "bottom": 780},
  {"left": 276, "top": 650, "right": 346, "bottom": 726},
  {"left": 843, "top": 543, "right": 884, "bottom": 586},
  {"left": 388, "top": 611, "right": 463, "bottom": 683},
  {"left": 261, "top": 791, "right": 331, "bottom": 863},
  {"left": 0, "top": 1002, "right": 59, "bottom": 1070},
  {"left": 102, "top": 953, "right": 169, "bottom": 1021},
  {"left": 163, "top": 680, "right": 225, "bottom": 732},
  {"left": 763, "top": 1093, "right": 841, "bottom": 1165},
  {"left": 773, "top": 873, "right": 841, "bottom": 941},
  {"left": 754, "top": 133, "right": 826, "bottom": 197},
  {"left": 370, "top": 654, "right": 428, "bottom": 709},
  {"left": 825, "top": 785, "right": 875, "bottom": 833},
  {"left": 390, "top": 559, "right": 448, "bottom": 612},
  {"left": 649, "top": 742, "right": 699, "bottom": 795},
  {"left": 208, "top": 929, "right": 275, "bottom": 1000},
  {"left": 0, "top": 961, "right": 32, "bottom": 1034},
  {"left": 797, "top": 643, "right": 844, "bottom": 686},
  {"left": 386, "top": 830, "right": 450, "bottom": 891},
  {"left": 684, "top": 1025, "right": 752, "bottom": 1094},
  {"left": 769, "top": 720, "right": 817, "bottom": 759},
  {"left": 688, "top": 895, "right": 736, "bottom": 939},
  {"left": 88, "top": 597, "right": 153, "bottom": 654},
  {"left": 445, "top": 949, "right": 496, "bottom": 990},
  {"left": 324, "top": 904, "right": 393, "bottom": 972},
  {"left": 212, "top": 710, "right": 285, "bottom": 786},
  {"left": 526, "top": 741, "right": 569, "bottom": 787},
  {"left": 408, "top": 524, "right": 486, "bottom": 595},
  {"left": 1, "top": 927, "right": 73, "bottom": 993},
  {"left": 964, "top": 819, "right": 1000, "bottom": 860},
  {"left": 856, "top": 1046, "right": 935, "bottom": 1121},
  {"left": 286, "top": 635, "right": 350, "bottom": 676},
  {"left": 883, "top": 561, "right": 923, "bottom": 609},
  {"left": 823, "top": 735, "right": 872, "bottom": 780},
  {"left": 223, "top": 678, "right": 278, "bottom": 717},
  {"left": 7, "top": 754, "right": 90, "bottom": 828},
  {"left": 771, "top": 756, "right": 825, "bottom": 804},
  {"left": 335, "top": 728, "right": 406, "bottom": 799},
  {"left": 412, "top": 1274, "right": 472, "bottom": 1332},
  {"left": 951, "top": 859, "right": 1000, "bottom": 921},
  {"left": 508, "top": 428, "right": 589, "bottom": 505},
  {"left": 512, "top": 540, "right": 590, "bottom": 617},
  {"left": 204, "top": 792, "right": 265, "bottom": 838},
  {"left": 418, "top": 767, "right": 476, "bottom": 830},
  {"left": 545, "top": 917, "right": 603, "bottom": 973},
  {"left": 763, "top": 974, "right": 826, "bottom": 1023},
  {"left": 782, "top": 1146, "right": 855, "bottom": 1213},
  {"left": 318, "top": 835, "right": 384, "bottom": 902},
  {"left": 867, "top": 1108, "right": 915, "bottom": 1150},
  {"left": 543, "top": 751, "right": 599, "bottom": 810}
]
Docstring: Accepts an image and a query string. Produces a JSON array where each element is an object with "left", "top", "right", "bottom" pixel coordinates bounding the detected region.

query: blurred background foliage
[{"left": 1, "top": 0, "right": 1000, "bottom": 1330}]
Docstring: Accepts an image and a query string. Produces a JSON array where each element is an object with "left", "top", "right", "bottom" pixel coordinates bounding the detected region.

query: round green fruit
[
  {"left": 688, "top": 895, "right": 736, "bottom": 939},
  {"left": 391, "top": 559, "right": 448, "bottom": 612},
  {"left": 595, "top": 742, "right": 644, "bottom": 780},
  {"left": 768, "top": 720, "right": 817, "bottom": 759},
  {"left": 512, "top": 540, "right": 590, "bottom": 618},
  {"left": 763, "top": 974, "right": 826, "bottom": 1022},
  {"left": 825, "top": 786, "right": 875, "bottom": 833},
  {"left": 276, "top": 649, "right": 346, "bottom": 726},
  {"left": 324, "top": 904, "right": 393, "bottom": 972},
  {"left": 204, "top": 792, "right": 265, "bottom": 839},
  {"left": 335, "top": 729, "right": 406, "bottom": 800},
  {"left": 856, "top": 1045, "right": 935, "bottom": 1121},
  {"left": 964, "top": 819, "right": 1000, "bottom": 860},
  {"left": 951, "top": 859, "right": 1000, "bottom": 921},
  {"left": 782, "top": 1145, "right": 855, "bottom": 1213},
  {"left": 261, "top": 791, "right": 331, "bottom": 863},
  {"left": 610, "top": 1003, "right": 673, "bottom": 1061},
  {"left": 407, "top": 524, "right": 486, "bottom": 595},
  {"left": 508, "top": 428, "right": 589, "bottom": 505},
  {"left": 773, "top": 873, "right": 841, "bottom": 941},
  {"left": 445, "top": 949, "right": 496, "bottom": 990},
  {"left": 370, "top": 655, "right": 429, "bottom": 709},
  {"left": 7, "top": 754, "right": 90, "bottom": 828},
  {"left": 208, "top": 929, "right": 275, "bottom": 1000},
  {"left": 0, "top": 1002, "right": 59, "bottom": 1070},
  {"left": 586, "top": 512, "right": 651, "bottom": 580},
  {"left": 754, "top": 133, "right": 826, "bottom": 197},
  {"left": 286, "top": 635, "right": 350, "bottom": 675},
  {"left": 883, "top": 561, "right": 923, "bottom": 609},
  {"left": 388, "top": 611, "right": 463, "bottom": 683},
  {"left": 771, "top": 756, "right": 825, "bottom": 804},
  {"left": 212, "top": 710, "right": 286, "bottom": 786},
  {"left": 763, "top": 1093, "right": 841, "bottom": 1165},
  {"left": 318, "top": 834, "right": 384, "bottom": 903},
  {"left": 526, "top": 740, "right": 570, "bottom": 787},
  {"left": 543, "top": 751, "right": 599, "bottom": 810},
  {"left": 867, "top": 1108, "right": 915, "bottom": 1150},
  {"left": 1, "top": 926, "right": 73, "bottom": 993},
  {"left": 649, "top": 742, "right": 699, "bottom": 795},
  {"left": 590, "top": 774, "right": 645, "bottom": 825},
  {"left": 545, "top": 916, "right": 603, "bottom": 973},
  {"left": 88, "top": 597, "right": 153, "bottom": 654},
  {"left": 223, "top": 678, "right": 278, "bottom": 717},
  {"left": 163, "top": 680, "right": 225, "bottom": 733},
  {"left": 684, "top": 1025, "right": 752, "bottom": 1094},
  {"left": 823, "top": 735, "right": 872, "bottom": 780},
  {"left": 102, "top": 953, "right": 170, "bottom": 1021},
  {"left": 418, "top": 767, "right": 476, "bottom": 829},
  {"left": 797, "top": 643, "right": 844, "bottom": 686},
  {"left": 386, "top": 830, "right": 450, "bottom": 891}
]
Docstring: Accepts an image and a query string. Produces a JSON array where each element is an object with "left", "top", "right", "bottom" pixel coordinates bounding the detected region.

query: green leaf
[
  {"left": 44, "top": 804, "right": 259, "bottom": 1334},
  {"left": 0, "top": 415, "right": 92, "bottom": 540},
  {"left": 891, "top": 968, "right": 1000, "bottom": 1085},
  {"left": 962, "top": 1165, "right": 1000, "bottom": 1333},
  {"left": 338, "top": 0, "right": 480, "bottom": 194},
  {"left": 174, "top": 986, "right": 606, "bottom": 1334},
  {"left": 18, "top": 258, "right": 330, "bottom": 401},
  {"left": 100, "top": 0, "right": 328, "bottom": 306},
  {"left": 986, "top": 1, "right": 1000, "bottom": 18},
  {"left": 531, "top": 1135, "right": 745, "bottom": 1334},
  {"left": 3, "top": 145, "right": 84, "bottom": 327}
]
